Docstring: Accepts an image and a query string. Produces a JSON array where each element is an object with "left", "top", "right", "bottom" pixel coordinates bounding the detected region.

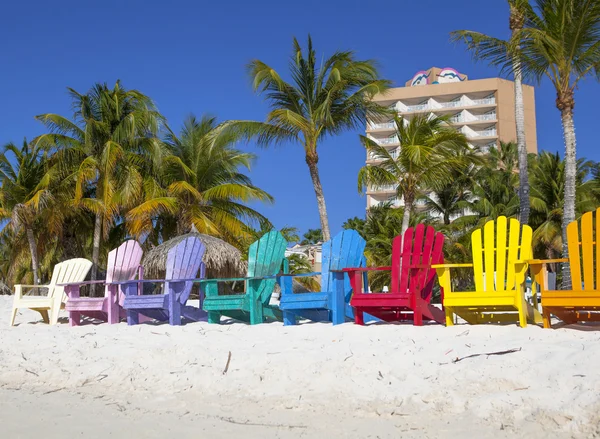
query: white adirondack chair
[{"left": 9, "top": 258, "right": 93, "bottom": 326}]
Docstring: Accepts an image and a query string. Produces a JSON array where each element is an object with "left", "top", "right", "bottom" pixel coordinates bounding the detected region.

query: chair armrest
[
  {"left": 57, "top": 280, "right": 113, "bottom": 287},
  {"left": 342, "top": 267, "right": 392, "bottom": 273},
  {"left": 527, "top": 258, "right": 569, "bottom": 266},
  {"left": 276, "top": 272, "right": 321, "bottom": 278},
  {"left": 431, "top": 263, "right": 473, "bottom": 269},
  {"left": 14, "top": 284, "right": 51, "bottom": 299}
]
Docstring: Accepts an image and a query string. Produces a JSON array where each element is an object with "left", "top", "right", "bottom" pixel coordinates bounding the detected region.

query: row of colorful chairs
[{"left": 9, "top": 210, "right": 600, "bottom": 328}]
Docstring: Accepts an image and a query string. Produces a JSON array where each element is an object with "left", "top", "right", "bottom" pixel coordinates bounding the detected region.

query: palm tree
[
  {"left": 226, "top": 36, "right": 391, "bottom": 241},
  {"left": 420, "top": 185, "right": 472, "bottom": 225},
  {"left": 456, "top": 142, "right": 521, "bottom": 228},
  {"left": 455, "top": 0, "right": 600, "bottom": 286},
  {"left": 35, "top": 81, "right": 165, "bottom": 286},
  {"left": 358, "top": 114, "right": 470, "bottom": 234},
  {"left": 520, "top": 0, "right": 600, "bottom": 284},
  {"left": 127, "top": 114, "right": 273, "bottom": 247},
  {"left": 0, "top": 139, "right": 54, "bottom": 284},
  {"left": 451, "top": 0, "right": 532, "bottom": 225},
  {"left": 530, "top": 152, "right": 596, "bottom": 263},
  {"left": 342, "top": 216, "right": 366, "bottom": 238},
  {"left": 300, "top": 228, "right": 323, "bottom": 245}
]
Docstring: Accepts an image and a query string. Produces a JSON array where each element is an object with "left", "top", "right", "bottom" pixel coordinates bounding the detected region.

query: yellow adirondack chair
[
  {"left": 529, "top": 208, "right": 600, "bottom": 328},
  {"left": 433, "top": 216, "right": 541, "bottom": 328},
  {"left": 9, "top": 258, "right": 93, "bottom": 326}
]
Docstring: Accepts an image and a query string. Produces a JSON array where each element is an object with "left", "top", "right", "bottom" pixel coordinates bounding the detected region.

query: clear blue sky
[{"left": 1, "top": 0, "right": 598, "bottom": 238}]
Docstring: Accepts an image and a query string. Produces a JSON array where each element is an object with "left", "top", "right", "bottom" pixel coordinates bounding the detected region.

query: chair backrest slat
[
  {"left": 393, "top": 225, "right": 444, "bottom": 299},
  {"left": 471, "top": 217, "right": 532, "bottom": 293},
  {"left": 321, "top": 230, "right": 366, "bottom": 293},
  {"left": 49, "top": 258, "right": 93, "bottom": 302},
  {"left": 595, "top": 209, "right": 600, "bottom": 290},
  {"left": 166, "top": 237, "right": 206, "bottom": 304},
  {"left": 246, "top": 231, "right": 287, "bottom": 304},
  {"left": 472, "top": 228, "right": 484, "bottom": 291},
  {"left": 581, "top": 212, "right": 594, "bottom": 290},
  {"left": 567, "top": 220, "right": 583, "bottom": 291}
]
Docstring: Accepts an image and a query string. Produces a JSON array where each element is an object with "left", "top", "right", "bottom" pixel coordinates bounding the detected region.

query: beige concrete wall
[
  {"left": 496, "top": 79, "right": 537, "bottom": 153},
  {"left": 372, "top": 77, "right": 538, "bottom": 153}
]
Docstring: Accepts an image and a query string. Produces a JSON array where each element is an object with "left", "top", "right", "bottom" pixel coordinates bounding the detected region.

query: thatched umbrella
[
  {"left": 142, "top": 232, "right": 246, "bottom": 280},
  {"left": 141, "top": 230, "right": 311, "bottom": 297}
]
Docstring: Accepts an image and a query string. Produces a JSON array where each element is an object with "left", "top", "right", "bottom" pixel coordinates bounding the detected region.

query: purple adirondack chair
[
  {"left": 62, "top": 240, "right": 143, "bottom": 326},
  {"left": 121, "top": 236, "right": 206, "bottom": 326}
]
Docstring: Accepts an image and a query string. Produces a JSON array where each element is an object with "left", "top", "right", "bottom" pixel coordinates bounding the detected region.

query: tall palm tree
[
  {"left": 0, "top": 139, "right": 54, "bottom": 284},
  {"left": 451, "top": 0, "right": 532, "bottom": 225},
  {"left": 519, "top": 0, "right": 600, "bottom": 285},
  {"left": 455, "top": 142, "right": 521, "bottom": 228},
  {"left": 127, "top": 114, "right": 273, "bottom": 247},
  {"left": 530, "top": 151, "right": 596, "bottom": 262},
  {"left": 454, "top": 0, "right": 600, "bottom": 286},
  {"left": 35, "top": 81, "right": 165, "bottom": 287},
  {"left": 226, "top": 36, "right": 391, "bottom": 241},
  {"left": 358, "top": 114, "right": 470, "bottom": 234}
]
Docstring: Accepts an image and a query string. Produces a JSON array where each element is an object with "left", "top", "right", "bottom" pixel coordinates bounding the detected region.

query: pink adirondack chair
[
  {"left": 345, "top": 224, "right": 446, "bottom": 326},
  {"left": 62, "top": 240, "right": 143, "bottom": 326}
]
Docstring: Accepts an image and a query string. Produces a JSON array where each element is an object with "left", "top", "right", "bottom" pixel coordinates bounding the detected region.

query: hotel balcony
[
  {"left": 392, "top": 96, "right": 497, "bottom": 115},
  {"left": 367, "top": 148, "right": 399, "bottom": 163},
  {"left": 449, "top": 112, "right": 497, "bottom": 124},
  {"left": 375, "top": 136, "right": 399, "bottom": 145},
  {"left": 366, "top": 184, "right": 397, "bottom": 195},
  {"left": 366, "top": 121, "right": 396, "bottom": 133}
]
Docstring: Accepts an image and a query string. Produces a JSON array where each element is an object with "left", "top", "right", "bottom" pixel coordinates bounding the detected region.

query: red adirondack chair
[{"left": 345, "top": 224, "right": 445, "bottom": 326}]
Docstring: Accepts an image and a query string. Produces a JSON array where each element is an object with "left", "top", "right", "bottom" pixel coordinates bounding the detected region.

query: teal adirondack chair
[
  {"left": 202, "top": 231, "right": 287, "bottom": 324},
  {"left": 279, "top": 229, "right": 369, "bottom": 325}
]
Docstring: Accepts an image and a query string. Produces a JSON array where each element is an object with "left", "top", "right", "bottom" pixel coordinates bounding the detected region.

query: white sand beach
[{"left": 1, "top": 296, "right": 599, "bottom": 439}]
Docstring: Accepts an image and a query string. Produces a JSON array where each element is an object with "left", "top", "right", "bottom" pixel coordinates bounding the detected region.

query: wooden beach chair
[
  {"left": 433, "top": 216, "right": 541, "bottom": 327},
  {"left": 10, "top": 258, "right": 92, "bottom": 326},
  {"left": 278, "top": 229, "right": 366, "bottom": 326},
  {"left": 122, "top": 236, "right": 206, "bottom": 326},
  {"left": 63, "top": 240, "right": 143, "bottom": 326},
  {"left": 530, "top": 208, "right": 600, "bottom": 328},
  {"left": 346, "top": 224, "right": 446, "bottom": 326},
  {"left": 202, "top": 231, "right": 287, "bottom": 325}
]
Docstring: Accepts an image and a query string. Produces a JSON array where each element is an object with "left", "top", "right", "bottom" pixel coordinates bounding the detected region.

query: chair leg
[
  {"left": 542, "top": 307, "right": 551, "bottom": 329},
  {"left": 355, "top": 309, "right": 365, "bottom": 325},
  {"left": 127, "top": 310, "right": 140, "bottom": 326},
  {"left": 169, "top": 301, "right": 181, "bottom": 326},
  {"left": 518, "top": 304, "right": 527, "bottom": 328},
  {"left": 282, "top": 310, "right": 296, "bottom": 326},
  {"left": 207, "top": 311, "right": 221, "bottom": 324},
  {"left": 9, "top": 306, "right": 18, "bottom": 326},
  {"left": 413, "top": 309, "right": 423, "bottom": 326},
  {"left": 40, "top": 310, "right": 50, "bottom": 324},
  {"left": 69, "top": 311, "right": 81, "bottom": 327},
  {"left": 250, "top": 301, "right": 265, "bottom": 325},
  {"left": 445, "top": 307, "right": 454, "bottom": 326}
]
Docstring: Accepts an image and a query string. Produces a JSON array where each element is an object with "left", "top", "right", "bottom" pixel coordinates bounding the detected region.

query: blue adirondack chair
[
  {"left": 279, "top": 229, "right": 370, "bottom": 326},
  {"left": 121, "top": 236, "right": 206, "bottom": 326}
]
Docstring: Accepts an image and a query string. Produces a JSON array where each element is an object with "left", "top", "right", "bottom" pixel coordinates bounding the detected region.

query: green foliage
[
  {"left": 300, "top": 228, "right": 323, "bottom": 245},
  {"left": 223, "top": 35, "right": 391, "bottom": 240}
]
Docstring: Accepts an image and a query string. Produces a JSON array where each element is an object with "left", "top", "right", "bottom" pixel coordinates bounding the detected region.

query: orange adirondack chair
[{"left": 530, "top": 208, "right": 600, "bottom": 328}]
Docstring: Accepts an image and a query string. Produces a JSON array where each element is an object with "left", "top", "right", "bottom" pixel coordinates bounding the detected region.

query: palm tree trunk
[
  {"left": 513, "top": 55, "right": 530, "bottom": 225},
  {"left": 560, "top": 106, "right": 577, "bottom": 289},
  {"left": 90, "top": 213, "right": 102, "bottom": 296},
  {"left": 401, "top": 195, "right": 413, "bottom": 235},
  {"left": 26, "top": 227, "right": 40, "bottom": 285},
  {"left": 305, "top": 153, "right": 331, "bottom": 242}
]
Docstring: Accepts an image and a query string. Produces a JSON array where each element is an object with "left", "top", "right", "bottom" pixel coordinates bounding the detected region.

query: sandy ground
[{"left": 1, "top": 296, "right": 600, "bottom": 439}]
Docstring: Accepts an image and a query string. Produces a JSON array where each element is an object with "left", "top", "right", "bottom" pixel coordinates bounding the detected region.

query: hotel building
[{"left": 365, "top": 67, "right": 537, "bottom": 210}]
